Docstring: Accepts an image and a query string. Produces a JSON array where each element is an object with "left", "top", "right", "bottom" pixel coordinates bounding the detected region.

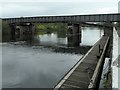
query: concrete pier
[
  {"left": 19, "top": 23, "right": 35, "bottom": 41},
  {"left": 9, "top": 23, "right": 35, "bottom": 41},
  {"left": 104, "top": 22, "right": 113, "bottom": 58},
  {"left": 104, "top": 22, "right": 113, "bottom": 39},
  {"left": 67, "top": 23, "right": 81, "bottom": 47},
  {"left": 9, "top": 24, "right": 16, "bottom": 41}
]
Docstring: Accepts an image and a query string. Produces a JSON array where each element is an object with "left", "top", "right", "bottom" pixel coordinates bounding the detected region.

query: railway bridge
[{"left": 2, "top": 13, "right": 120, "bottom": 89}]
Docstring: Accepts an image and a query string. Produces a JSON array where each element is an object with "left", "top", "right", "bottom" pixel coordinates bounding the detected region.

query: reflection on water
[
  {"left": 2, "top": 43, "right": 82, "bottom": 88},
  {"left": 26, "top": 27, "right": 104, "bottom": 46},
  {"left": 38, "top": 33, "right": 67, "bottom": 45},
  {"left": 81, "top": 27, "right": 103, "bottom": 45}
]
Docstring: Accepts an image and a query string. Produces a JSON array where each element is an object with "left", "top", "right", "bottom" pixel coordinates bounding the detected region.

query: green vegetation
[
  {"left": 2, "top": 22, "right": 11, "bottom": 42},
  {"left": 116, "top": 22, "right": 120, "bottom": 29},
  {"left": 103, "top": 70, "right": 112, "bottom": 88},
  {"left": 35, "top": 23, "right": 67, "bottom": 35},
  {"left": 2, "top": 22, "right": 11, "bottom": 35}
]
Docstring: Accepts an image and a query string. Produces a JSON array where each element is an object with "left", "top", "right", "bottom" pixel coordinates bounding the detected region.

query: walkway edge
[{"left": 53, "top": 35, "right": 107, "bottom": 90}]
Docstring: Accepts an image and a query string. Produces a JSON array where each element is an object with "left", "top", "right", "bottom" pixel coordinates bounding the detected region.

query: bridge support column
[
  {"left": 104, "top": 22, "right": 113, "bottom": 38},
  {"left": 9, "top": 23, "right": 35, "bottom": 42},
  {"left": 19, "top": 23, "right": 35, "bottom": 42},
  {"left": 9, "top": 24, "right": 16, "bottom": 41},
  {"left": 104, "top": 22, "right": 113, "bottom": 57},
  {"left": 67, "top": 23, "right": 81, "bottom": 47}
]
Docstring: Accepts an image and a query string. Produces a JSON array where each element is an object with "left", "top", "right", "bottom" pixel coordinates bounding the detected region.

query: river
[{"left": 2, "top": 27, "right": 104, "bottom": 88}]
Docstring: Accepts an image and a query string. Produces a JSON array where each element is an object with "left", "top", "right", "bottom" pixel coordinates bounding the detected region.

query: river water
[
  {"left": 31, "top": 27, "right": 103, "bottom": 46},
  {"left": 2, "top": 27, "right": 104, "bottom": 88},
  {"left": 2, "top": 43, "right": 82, "bottom": 88}
]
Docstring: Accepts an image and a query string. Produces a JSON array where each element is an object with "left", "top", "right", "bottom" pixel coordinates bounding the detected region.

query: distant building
[{"left": 118, "top": 1, "right": 120, "bottom": 13}]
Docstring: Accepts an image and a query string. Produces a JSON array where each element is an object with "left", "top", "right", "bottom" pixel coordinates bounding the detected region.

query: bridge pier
[
  {"left": 104, "top": 22, "right": 113, "bottom": 39},
  {"left": 67, "top": 23, "right": 81, "bottom": 47},
  {"left": 104, "top": 22, "right": 113, "bottom": 57},
  {"left": 9, "top": 23, "right": 35, "bottom": 41},
  {"left": 19, "top": 23, "right": 35, "bottom": 41},
  {"left": 9, "top": 24, "right": 16, "bottom": 41}
]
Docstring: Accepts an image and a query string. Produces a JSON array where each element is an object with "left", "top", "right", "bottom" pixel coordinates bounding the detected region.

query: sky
[{"left": 0, "top": 0, "right": 120, "bottom": 18}]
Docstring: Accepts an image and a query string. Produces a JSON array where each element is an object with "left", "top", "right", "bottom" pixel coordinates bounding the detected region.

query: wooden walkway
[{"left": 54, "top": 36, "right": 110, "bottom": 89}]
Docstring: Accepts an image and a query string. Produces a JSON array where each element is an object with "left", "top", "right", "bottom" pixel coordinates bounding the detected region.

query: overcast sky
[{"left": 0, "top": 0, "right": 120, "bottom": 18}]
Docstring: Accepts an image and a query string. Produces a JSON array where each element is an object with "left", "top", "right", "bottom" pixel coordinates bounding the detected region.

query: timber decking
[{"left": 54, "top": 36, "right": 109, "bottom": 89}]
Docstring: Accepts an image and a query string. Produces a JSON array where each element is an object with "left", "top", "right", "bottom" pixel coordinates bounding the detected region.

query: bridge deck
[
  {"left": 2, "top": 13, "right": 120, "bottom": 23},
  {"left": 54, "top": 36, "right": 109, "bottom": 89}
]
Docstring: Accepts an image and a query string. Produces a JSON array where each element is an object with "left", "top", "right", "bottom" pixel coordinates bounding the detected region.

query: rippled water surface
[
  {"left": 2, "top": 43, "right": 82, "bottom": 88},
  {"left": 2, "top": 27, "right": 104, "bottom": 88}
]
